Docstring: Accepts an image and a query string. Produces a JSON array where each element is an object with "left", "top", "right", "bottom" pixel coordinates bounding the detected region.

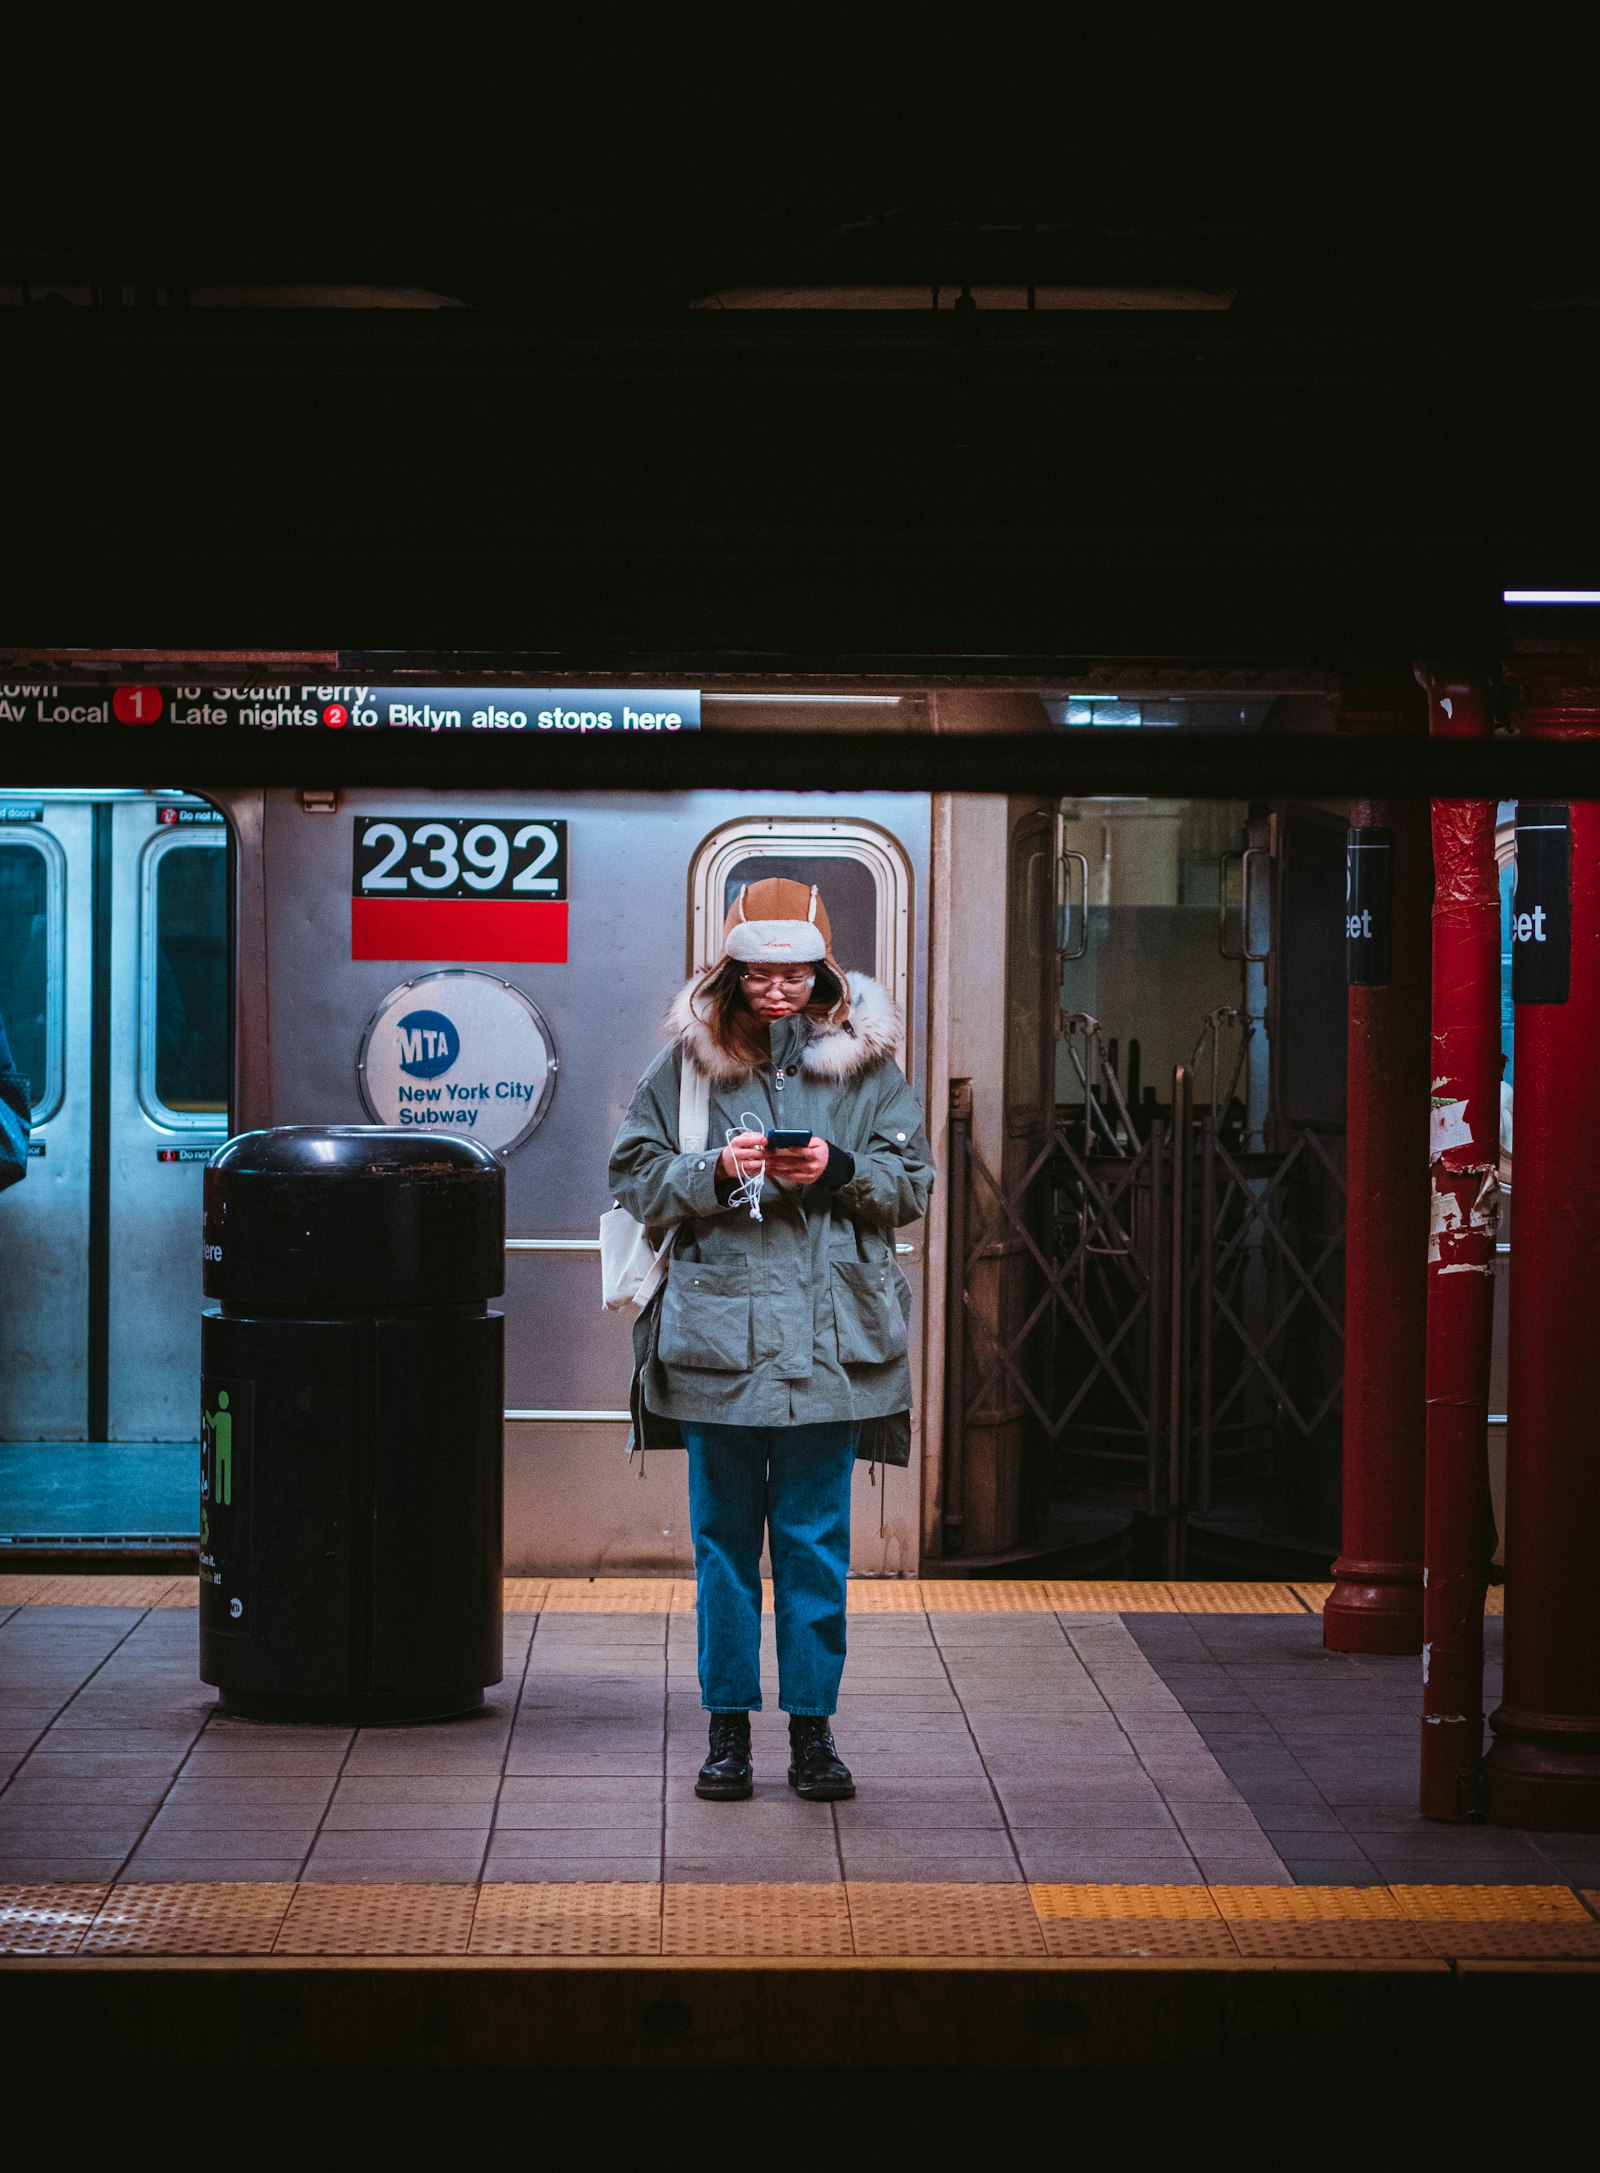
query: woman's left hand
[{"left": 766, "top": 1137, "right": 832, "bottom": 1186}]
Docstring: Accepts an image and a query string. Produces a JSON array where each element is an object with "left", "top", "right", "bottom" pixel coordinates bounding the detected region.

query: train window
[
  {"left": 0, "top": 831, "right": 64, "bottom": 1120},
  {"left": 689, "top": 819, "right": 912, "bottom": 1040},
  {"left": 140, "top": 834, "right": 228, "bottom": 1125}
]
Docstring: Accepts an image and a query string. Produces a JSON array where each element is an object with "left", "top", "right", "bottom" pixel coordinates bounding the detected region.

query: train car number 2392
[{"left": 352, "top": 817, "right": 568, "bottom": 902}]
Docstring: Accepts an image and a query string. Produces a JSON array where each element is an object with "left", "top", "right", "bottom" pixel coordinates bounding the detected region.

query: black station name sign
[
  {"left": 1345, "top": 826, "right": 1393, "bottom": 987},
  {"left": 1512, "top": 803, "right": 1571, "bottom": 1006}
]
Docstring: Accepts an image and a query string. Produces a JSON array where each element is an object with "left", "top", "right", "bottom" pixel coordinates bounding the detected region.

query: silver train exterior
[{"left": 214, "top": 785, "right": 932, "bottom": 1577}]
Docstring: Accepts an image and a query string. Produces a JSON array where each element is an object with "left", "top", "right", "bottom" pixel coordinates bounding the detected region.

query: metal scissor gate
[{"left": 944, "top": 1019, "right": 1345, "bottom": 1571}]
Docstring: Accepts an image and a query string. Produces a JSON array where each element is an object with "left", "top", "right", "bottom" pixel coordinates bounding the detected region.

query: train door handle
[
  {"left": 1219, "top": 846, "right": 1270, "bottom": 963},
  {"left": 1057, "top": 850, "right": 1090, "bottom": 963}
]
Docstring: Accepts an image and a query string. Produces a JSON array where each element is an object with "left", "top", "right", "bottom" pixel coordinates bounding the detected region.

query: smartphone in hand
[{"left": 765, "top": 1129, "right": 814, "bottom": 1150}]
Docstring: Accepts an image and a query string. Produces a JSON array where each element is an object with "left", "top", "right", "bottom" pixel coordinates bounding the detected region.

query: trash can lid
[{"left": 209, "top": 1126, "right": 502, "bottom": 1180}]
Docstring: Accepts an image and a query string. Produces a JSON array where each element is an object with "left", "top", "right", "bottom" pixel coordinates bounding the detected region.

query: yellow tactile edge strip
[
  {"left": 0, "top": 1575, "right": 1323, "bottom": 1614},
  {"left": 0, "top": 1574, "right": 1520, "bottom": 1616},
  {"left": 1292, "top": 1581, "right": 1504, "bottom": 1617},
  {"left": 2, "top": 1882, "right": 1597, "bottom": 1960}
]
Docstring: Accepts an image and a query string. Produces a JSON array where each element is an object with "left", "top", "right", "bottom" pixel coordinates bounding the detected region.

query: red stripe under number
[{"left": 351, "top": 897, "right": 569, "bottom": 963}]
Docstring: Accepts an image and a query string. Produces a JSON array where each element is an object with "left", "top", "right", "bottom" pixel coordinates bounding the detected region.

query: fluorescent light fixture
[
  {"left": 1066, "top": 693, "right": 1128, "bottom": 701},
  {"left": 1503, "top": 589, "right": 1600, "bottom": 604},
  {"left": 705, "top": 692, "right": 904, "bottom": 706}
]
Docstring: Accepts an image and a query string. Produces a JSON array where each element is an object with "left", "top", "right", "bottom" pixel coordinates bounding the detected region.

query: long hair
[{"left": 689, "top": 956, "right": 849, "bottom": 1069}]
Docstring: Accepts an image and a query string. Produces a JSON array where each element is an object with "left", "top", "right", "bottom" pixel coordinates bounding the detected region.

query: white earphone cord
[{"left": 726, "top": 1111, "right": 767, "bottom": 1221}]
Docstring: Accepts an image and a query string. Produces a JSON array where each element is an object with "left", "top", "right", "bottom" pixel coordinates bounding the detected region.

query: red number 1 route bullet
[{"left": 113, "top": 685, "right": 164, "bottom": 725}]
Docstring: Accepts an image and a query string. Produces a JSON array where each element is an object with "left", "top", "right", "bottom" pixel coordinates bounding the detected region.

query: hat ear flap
[
  {"left": 807, "top": 885, "right": 819, "bottom": 925},
  {"left": 735, "top": 886, "right": 749, "bottom": 923}
]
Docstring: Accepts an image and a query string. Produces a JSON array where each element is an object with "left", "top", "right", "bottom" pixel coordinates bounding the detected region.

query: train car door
[
  {"left": 0, "top": 791, "right": 228, "bottom": 1546},
  {"left": 0, "top": 796, "right": 80, "bottom": 1445}
]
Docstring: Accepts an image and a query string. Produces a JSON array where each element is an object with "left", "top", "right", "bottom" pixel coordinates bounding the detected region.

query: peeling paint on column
[
  {"left": 1418, "top": 673, "right": 1500, "bottom": 1823},
  {"left": 1428, "top": 1166, "right": 1500, "bottom": 1272}
]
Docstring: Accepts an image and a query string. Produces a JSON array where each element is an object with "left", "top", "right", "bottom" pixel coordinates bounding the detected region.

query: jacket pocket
[
  {"left": 658, "top": 1259, "right": 752, "bottom": 1372},
  {"left": 831, "top": 1260, "right": 910, "bottom": 1368}
]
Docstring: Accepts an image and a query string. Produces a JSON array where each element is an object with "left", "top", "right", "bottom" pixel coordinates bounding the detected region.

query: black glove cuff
[{"left": 819, "top": 1142, "right": 856, "bottom": 1189}]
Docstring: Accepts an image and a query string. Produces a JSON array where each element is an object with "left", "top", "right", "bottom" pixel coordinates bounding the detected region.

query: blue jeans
[{"left": 683, "top": 1420, "right": 858, "bottom": 1716}]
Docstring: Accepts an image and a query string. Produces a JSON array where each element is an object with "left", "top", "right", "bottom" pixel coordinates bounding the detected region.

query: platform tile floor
[{"left": 1, "top": 1576, "right": 1596, "bottom": 1962}]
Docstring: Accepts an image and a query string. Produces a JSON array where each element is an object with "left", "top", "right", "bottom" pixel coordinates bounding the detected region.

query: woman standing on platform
[{"left": 609, "top": 878, "right": 933, "bottom": 1802}]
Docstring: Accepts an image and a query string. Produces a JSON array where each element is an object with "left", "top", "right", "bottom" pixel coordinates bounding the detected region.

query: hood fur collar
[{"left": 666, "top": 970, "right": 901, "bottom": 1085}]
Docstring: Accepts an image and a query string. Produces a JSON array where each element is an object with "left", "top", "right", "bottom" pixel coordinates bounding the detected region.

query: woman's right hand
[{"left": 718, "top": 1132, "right": 767, "bottom": 1179}]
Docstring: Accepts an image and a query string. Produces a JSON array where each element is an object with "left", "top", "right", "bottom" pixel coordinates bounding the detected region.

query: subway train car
[
  {"left": 0, "top": 750, "right": 1514, "bottom": 1576},
  {"left": 1, "top": 784, "right": 930, "bottom": 1573},
  {"left": 223, "top": 785, "right": 931, "bottom": 1575}
]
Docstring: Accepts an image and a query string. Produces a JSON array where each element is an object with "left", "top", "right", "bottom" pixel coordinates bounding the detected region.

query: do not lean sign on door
[{"left": 358, "top": 970, "right": 559, "bottom": 1153}]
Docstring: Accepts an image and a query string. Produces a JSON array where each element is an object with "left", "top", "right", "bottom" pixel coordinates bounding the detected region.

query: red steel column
[
  {"left": 1485, "top": 662, "right": 1600, "bottom": 1830},
  {"left": 1325, "top": 676, "right": 1432, "bottom": 1653},
  {"left": 1418, "top": 671, "right": 1499, "bottom": 1819}
]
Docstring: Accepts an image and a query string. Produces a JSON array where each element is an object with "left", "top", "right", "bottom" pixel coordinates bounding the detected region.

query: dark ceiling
[
  {"left": 9, "top": 31, "right": 1597, "bottom": 323},
  {"left": 4, "top": 35, "right": 1598, "bottom": 667}
]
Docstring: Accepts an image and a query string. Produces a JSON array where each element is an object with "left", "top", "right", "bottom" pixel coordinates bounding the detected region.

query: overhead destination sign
[{"left": 0, "top": 684, "right": 700, "bottom": 736}]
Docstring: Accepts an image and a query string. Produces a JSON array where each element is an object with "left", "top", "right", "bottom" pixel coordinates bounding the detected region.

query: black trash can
[{"left": 199, "top": 1126, "right": 505, "bottom": 1723}]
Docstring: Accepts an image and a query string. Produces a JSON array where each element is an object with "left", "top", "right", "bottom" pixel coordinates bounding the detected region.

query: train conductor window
[
  {"left": 141, "top": 832, "right": 228, "bottom": 1124},
  {"left": 0, "top": 829, "right": 64, "bottom": 1120},
  {"left": 688, "top": 819, "right": 912, "bottom": 1040}
]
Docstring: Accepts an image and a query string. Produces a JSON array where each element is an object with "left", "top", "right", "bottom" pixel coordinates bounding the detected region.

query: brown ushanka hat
[{"left": 719, "top": 877, "right": 850, "bottom": 1020}]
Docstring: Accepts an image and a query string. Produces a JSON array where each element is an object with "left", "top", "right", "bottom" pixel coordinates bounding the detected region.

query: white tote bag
[{"left": 598, "top": 1057, "right": 709, "bottom": 1314}]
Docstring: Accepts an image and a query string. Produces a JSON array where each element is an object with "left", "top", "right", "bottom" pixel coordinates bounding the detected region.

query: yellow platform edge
[
  {"left": 2, "top": 1880, "right": 1596, "bottom": 1961},
  {"left": 0, "top": 1573, "right": 1514, "bottom": 1615}
]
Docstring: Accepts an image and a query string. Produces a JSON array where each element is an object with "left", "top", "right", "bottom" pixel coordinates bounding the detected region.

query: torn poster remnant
[{"left": 1430, "top": 1094, "right": 1474, "bottom": 1158}]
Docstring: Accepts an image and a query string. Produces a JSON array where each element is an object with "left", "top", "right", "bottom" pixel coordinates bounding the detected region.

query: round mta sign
[{"left": 357, "top": 970, "right": 558, "bottom": 1153}]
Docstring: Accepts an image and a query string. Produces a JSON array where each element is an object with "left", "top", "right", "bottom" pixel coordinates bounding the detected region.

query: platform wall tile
[
  {"left": 1389, "top": 1883, "right": 1590, "bottom": 1921},
  {"left": 274, "top": 1880, "right": 477, "bottom": 1954},
  {"left": 1410, "top": 1922, "right": 1600, "bottom": 1957},
  {"left": 540, "top": 1580, "right": 680, "bottom": 1613},
  {"left": 843, "top": 1583, "right": 927, "bottom": 1613},
  {"left": 0, "top": 1576, "right": 181, "bottom": 1608},
  {"left": 846, "top": 1880, "right": 1046, "bottom": 1956},
  {"left": 78, "top": 1880, "right": 293, "bottom": 1953},
  {"left": 1226, "top": 1919, "right": 1437, "bottom": 1958},
  {"left": 1038, "top": 1916, "right": 1242, "bottom": 1957},
  {"left": 1211, "top": 1884, "right": 1408, "bottom": 1920},
  {"left": 0, "top": 1882, "right": 107, "bottom": 1954},
  {"left": 1030, "top": 1883, "right": 1223, "bottom": 1920},
  {"left": 469, "top": 1879, "right": 662, "bottom": 1954},
  {"left": 663, "top": 1880, "right": 853, "bottom": 1955}
]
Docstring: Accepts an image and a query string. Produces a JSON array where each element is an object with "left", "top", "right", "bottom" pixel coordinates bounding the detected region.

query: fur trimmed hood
[{"left": 666, "top": 969, "right": 901, "bottom": 1085}]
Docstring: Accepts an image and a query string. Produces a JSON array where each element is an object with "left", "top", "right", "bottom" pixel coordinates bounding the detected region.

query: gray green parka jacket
[{"left": 608, "top": 971, "right": 934, "bottom": 1463}]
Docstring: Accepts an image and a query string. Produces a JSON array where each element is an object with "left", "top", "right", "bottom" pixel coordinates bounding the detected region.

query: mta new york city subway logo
[{"left": 396, "top": 1009, "right": 460, "bottom": 1079}]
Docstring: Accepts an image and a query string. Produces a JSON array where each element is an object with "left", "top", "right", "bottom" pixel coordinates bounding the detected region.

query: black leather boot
[
  {"left": 787, "top": 1716, "right": 855, "bottom": 1801},
  {"left": 695, "top": 1711, "right": 754, "bottom": 1800}
]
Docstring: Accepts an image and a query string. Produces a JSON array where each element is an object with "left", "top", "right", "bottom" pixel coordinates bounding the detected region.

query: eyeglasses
[{"left": 739, "top": 969, "right": 816, "bottom": 992}]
